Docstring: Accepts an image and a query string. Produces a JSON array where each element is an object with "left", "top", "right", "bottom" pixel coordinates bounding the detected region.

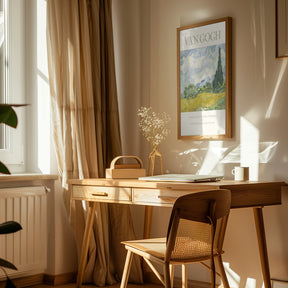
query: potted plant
[
  {"left": 0, "top": 104, "right": 25, "bottom": 174},
  {"left": 0, "top": 104, "right": 23, "bottom": 287}
]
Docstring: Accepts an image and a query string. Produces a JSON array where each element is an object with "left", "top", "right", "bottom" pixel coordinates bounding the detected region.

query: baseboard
[
  {"left": 0, "top": 272, "right": 77, "bottom": 288},
  {"left": 0, "top": 274, "right": 45, "bottom": 288},
  {"left": 44, "top": 272, "right": 77, "bottom": 286}
]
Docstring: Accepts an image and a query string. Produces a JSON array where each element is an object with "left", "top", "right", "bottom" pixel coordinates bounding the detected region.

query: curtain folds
[{"left": 46, "top": 0, "right": 143, "bottom": 285}]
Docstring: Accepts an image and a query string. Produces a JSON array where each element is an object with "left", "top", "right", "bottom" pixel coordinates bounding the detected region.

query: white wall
[{"left": 113, "top": 0, "right": 288, "bottom": 287}]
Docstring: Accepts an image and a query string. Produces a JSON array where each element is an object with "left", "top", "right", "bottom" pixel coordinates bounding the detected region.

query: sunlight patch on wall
[
  {"left": 179, "top": 148, "right": 198, "bottom": 155},
  {"left": 178, "top": 140, "right": 277, "bottom": 176},
  {"left": 178, "top": 143, "right": 228, "bottom": 175},
  {"left": 266, "top": 60, "right": 287, "bottom": 119},
  {"left": 37, "top": 0, "right": 50, "bottom": 173},
  {"left": 197, "top": 141, "right": 225, "bottom": 175},
  {"left": 221, "top": 142, "right": 278, "bottom": 164},
  {"left": 240, "top": 117, "right": 259, "bottom": 180}
]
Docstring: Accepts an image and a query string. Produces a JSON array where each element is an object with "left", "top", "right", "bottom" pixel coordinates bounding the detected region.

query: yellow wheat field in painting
[{"left": 181, "top": 92, "right": 225, "bottom": 112}]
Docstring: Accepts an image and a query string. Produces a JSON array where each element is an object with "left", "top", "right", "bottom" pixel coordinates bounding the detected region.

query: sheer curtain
[{"left": 46, "top": 0, "right": 142, "bottom": 285}]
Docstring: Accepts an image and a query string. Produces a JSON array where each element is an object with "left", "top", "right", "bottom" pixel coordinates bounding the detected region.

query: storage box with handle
[{"left": 105, "top": 156, "right": 146, "bottom": 179}]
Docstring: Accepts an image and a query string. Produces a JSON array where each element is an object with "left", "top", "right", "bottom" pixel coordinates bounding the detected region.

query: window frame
[{"left": 0, "top": 0, "right": 26, "bottom": 173}]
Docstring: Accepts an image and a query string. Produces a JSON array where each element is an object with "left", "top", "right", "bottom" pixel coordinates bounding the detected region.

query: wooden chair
[{"left": 120, "top": 189, "right": 231, "bottom": 288}]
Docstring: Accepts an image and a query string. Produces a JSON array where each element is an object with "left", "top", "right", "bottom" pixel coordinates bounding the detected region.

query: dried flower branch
[{"left": 137, "top": 107, "right": 171, "bottom": 149}]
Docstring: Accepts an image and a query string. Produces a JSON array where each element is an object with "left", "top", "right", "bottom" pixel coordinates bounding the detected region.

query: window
[
  {"left": 0, "top": 0, "right": 25, "bottom": 173},
  {"left": 0, "top": 0, "right": 7, "bottom": 149},
  {"left": 0, "top": 0, "right": 54, "bottom": 174}
]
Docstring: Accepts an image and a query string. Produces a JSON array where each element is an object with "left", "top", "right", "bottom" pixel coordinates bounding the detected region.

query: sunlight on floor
[
  {"left": 223, "top": 263, "right": 261, "bottom": 288},
  {"left": 245, "top": 278, "right": 257, "bottom": 288},
  {"left": 223, "top": 262, "right": 240, "bottom": 288}
]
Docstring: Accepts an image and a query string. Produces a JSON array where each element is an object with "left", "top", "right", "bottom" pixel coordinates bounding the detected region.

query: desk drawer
[
  {"left": 133, "top": 188, "right": 193, "bottom": 206},
  {"left": 72, "top": 185, "right": 132, "bottom": 203}
]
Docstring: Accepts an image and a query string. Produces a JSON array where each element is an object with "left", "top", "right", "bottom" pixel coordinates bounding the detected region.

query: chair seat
[
  {"left": 122, "top": 238, "right": 166, "bottom": 260},
  {"left": 122, "top": 237, "right": 219, "bottom": 263}
]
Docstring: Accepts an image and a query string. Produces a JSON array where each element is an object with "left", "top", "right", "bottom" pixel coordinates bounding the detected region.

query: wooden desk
[{"left": 68, "top": 178, "right": 286, "bottom": 288}]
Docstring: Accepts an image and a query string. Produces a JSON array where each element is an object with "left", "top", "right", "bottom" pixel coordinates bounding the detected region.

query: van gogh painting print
[{"left": 177, "top": 17, "right": 232, "bottom": 140}]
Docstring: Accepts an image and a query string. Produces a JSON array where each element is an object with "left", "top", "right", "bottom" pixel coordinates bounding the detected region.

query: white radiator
[{"left": 0, "top": 186, "right": 47, "bottom": 278}]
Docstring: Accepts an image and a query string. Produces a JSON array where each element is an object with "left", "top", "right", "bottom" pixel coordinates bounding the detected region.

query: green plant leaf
[
  {"left": 0, "top": 105, "right": 18, "bottom": 128},
  {"left": 0, "top": 221, "right": 22, "bottom": 234},
  {"left": 0, "top": 258, "right": 17, "bottom": 270},
  {"left": 5, "top": 277, "right": 17, "bottom": 288},
  {"left": 0, "top": 161, "right": 10, "bottom": 175}
]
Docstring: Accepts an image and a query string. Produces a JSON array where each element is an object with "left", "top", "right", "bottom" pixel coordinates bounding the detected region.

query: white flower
[{"left": 137, "top": 107, "right": 171, "bottom": 149}]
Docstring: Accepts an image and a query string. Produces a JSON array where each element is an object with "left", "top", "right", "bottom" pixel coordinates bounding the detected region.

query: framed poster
[
  {"left": 177, "top": 17, "right": 232, "bottom": 140},
  {"left": 276, "top": 0, "right": 288, "bottom": 58}
]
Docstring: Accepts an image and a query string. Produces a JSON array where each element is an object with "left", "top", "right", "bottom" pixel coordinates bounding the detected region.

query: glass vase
[{"left": 148, "top": 147, "right": 163, "bottom": 176}]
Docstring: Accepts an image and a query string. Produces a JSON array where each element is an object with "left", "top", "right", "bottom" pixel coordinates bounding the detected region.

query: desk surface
[
  {"left": 68, "top": 178, "right": 286, "bottom": 209},
  {"left": 68, "top": 178, "right": 284, "bottom": 188}
]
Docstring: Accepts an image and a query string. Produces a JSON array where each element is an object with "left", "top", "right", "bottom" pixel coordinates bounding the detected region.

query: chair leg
[
  {"left": 182, "top": 264, "right": 187, "bottom": 288},
  {"left": 164, "top": 263, "right": 172, "bottom": 288},
  {"left": 216, "top": 255, "right": 230, "bottom": 288},
  {"left": 120, "top": 250, "right": 133, "bottom": 288},
  {"left": 169, "top": 264, "right": 174, "bottom": 288},
  {"left": 210, "top": 264, "right": 215, "bottom": 288}
]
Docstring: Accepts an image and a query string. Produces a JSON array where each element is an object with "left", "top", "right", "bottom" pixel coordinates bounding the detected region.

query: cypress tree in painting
[{"left": 212, "top": 47, "right": 224, "bottom": 92}]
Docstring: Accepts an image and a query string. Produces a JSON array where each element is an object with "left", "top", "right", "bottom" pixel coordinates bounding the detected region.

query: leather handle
[{"left": 110, "top": 156, "right": 143, "bottom": 169}]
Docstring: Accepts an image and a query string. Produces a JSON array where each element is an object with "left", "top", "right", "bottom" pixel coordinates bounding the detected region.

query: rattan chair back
[{"left": 166, "top": 189, "right": 231, "bottom": 262}]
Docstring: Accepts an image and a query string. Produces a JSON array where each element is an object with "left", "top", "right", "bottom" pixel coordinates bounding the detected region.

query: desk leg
[
  {"left": 253, "top": 207, "right": 271, "bottom": 288},
  {"left": 76, "top": 202, "right": 97, "bottom": 288},
  {"left": 143, "top": 206, "right": 153, "bottom": 239}
]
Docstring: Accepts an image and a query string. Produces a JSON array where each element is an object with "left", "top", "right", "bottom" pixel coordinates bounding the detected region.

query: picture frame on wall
[
  {"left": 177, "top": 17, "right": 232, "bottom": 140},
  {"left": 276, "top": 0, "right": 288, "bottom": 58}
]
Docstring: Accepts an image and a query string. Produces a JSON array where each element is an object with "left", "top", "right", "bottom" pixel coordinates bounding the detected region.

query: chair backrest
[{"left": 165, "top": 189, "right": 231, "bottom": 262}]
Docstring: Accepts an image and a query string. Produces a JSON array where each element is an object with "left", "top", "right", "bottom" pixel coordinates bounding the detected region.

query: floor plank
[{"left": 31, "top": 283, "right": 161, "bottom": 288}]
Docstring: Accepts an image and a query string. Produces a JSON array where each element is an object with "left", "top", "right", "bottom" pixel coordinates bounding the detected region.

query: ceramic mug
[{"left": 232, "top": 166, "right": 249, "bottom": 181}]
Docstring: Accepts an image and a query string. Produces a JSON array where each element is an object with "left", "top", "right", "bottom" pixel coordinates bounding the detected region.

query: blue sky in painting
[{"left": 180, "top": 44, "right": 226, "bottom": 95}]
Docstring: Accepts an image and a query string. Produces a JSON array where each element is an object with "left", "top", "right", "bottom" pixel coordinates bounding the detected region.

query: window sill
[{"left": 0, "top": 173, "right": 58, "bottom": 182}]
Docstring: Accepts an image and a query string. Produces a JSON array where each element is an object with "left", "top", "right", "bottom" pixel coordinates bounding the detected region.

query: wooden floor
[{"left": 31, "top": 283, "right": 161, "bottom": 288}]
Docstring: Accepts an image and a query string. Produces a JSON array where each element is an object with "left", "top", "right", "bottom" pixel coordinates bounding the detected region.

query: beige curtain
[{"left": 46, "top": 0, "right": 143, "bottom": 285}]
